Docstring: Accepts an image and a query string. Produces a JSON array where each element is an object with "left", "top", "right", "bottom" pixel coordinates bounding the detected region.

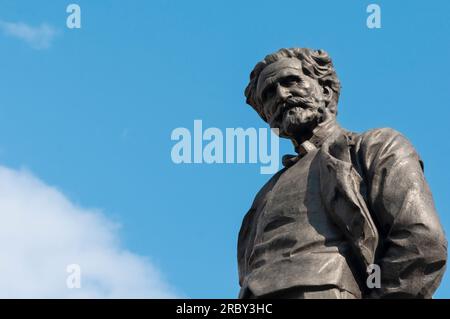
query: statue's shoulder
[
  {"left": 250, "top": 168, "right": 287, "bottom": 208},
  {"left": 352, "top": 127, "right": 422, "bottom": 170},
  {"left": 325, "top": 126, "right": 410, "bottom": 160},
  {"left": 353, "top": 127, "right": 414, "bottom": 151},
  {"left": 356, "top": 127, "right": 405, "bottom": 142}
]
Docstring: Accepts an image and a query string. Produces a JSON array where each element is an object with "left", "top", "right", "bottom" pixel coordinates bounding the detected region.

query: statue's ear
[
  {"left": 321, "top": 86, "right": 337, "bottom": 116},
  {"left": 322, "top": 86, "right": 333, "bottom": 105}
]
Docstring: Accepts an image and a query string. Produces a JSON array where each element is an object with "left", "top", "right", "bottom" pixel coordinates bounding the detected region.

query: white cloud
[
  {"left": 0, "top": 165, "right": 178, "bottom": 298},
  {"left": 0, "top": 20, "right": 58, "bottom": 50}
]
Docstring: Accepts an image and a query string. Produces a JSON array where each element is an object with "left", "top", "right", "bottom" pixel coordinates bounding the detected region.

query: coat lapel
[{"left": 319, "top": 129, "right": 379, "bottom": 273}]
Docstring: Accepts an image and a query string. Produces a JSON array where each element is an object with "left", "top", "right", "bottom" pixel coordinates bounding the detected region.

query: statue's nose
[{"left": 276, "top": 83, "right": 292, "bottom": 101}]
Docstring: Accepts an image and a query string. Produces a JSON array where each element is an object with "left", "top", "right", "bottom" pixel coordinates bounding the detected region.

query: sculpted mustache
[
  {"left": 283, "top": 96, "right": 315, "bottom": 110},
  {"left": 268, "top": 97, "right": 316, "bottom": 126}
]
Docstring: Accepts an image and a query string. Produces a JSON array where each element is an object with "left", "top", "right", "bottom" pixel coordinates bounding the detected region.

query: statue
[{"left": 237, "top": 48, "right": 447, "bottom": 299}]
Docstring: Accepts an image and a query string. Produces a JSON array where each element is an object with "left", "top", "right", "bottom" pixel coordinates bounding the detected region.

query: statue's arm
[{"left": 358, "top": 128, "right": 447, "bottom": 298}]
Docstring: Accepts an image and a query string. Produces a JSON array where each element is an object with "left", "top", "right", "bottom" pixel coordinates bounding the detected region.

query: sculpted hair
[{"left": 244, "top": 48, "right": 341, "bottom": 122}]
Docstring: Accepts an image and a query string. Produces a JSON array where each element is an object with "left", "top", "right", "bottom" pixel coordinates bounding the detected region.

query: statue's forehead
[{"left": 257, "top": 58, "right": 303, "bottom": 93}]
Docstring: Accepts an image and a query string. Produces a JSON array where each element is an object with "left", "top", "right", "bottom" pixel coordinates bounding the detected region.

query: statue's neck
[{"left": 291, "top": 117, "right": 337, "bottom": 154}]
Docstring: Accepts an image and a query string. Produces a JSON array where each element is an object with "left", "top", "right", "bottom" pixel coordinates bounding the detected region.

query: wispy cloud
[
  {"left": 0, "top": 20, "right": 58, "bottom": 50},
  {"left": 0, "top": 165, "right": 178, "bottom": 298}
]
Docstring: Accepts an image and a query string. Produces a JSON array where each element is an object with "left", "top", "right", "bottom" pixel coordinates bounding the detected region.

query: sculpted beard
[{"left": 269, "top": 95, "right": 325, "bottom": 137}]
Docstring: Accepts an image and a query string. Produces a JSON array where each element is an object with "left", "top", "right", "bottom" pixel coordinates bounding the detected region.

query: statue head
[{"left": 245, "top": 48, "right": 341, "bottom": 140}]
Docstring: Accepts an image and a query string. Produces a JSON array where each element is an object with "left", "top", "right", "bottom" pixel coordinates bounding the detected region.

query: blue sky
[{"left": 0, "top": 0, "right": 449, "bottom": 298}]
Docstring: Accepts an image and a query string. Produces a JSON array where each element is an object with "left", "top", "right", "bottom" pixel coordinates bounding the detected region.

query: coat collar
[{"left": 282, "top": 119, "right": 340, "bottom": 167}]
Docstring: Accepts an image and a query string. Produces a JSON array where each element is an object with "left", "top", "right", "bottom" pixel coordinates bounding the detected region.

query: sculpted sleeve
[{"left": 357, "top": 128, "right": 447, "bottom": 298}]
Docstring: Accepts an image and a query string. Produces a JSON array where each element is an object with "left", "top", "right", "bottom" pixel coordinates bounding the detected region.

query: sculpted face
[{"left": 256, "top": 58, "right": 330, "bottom": 138}]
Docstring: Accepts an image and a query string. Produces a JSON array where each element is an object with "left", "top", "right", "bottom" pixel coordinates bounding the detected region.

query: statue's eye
[{"left": 280, "top": 76, "right": 301, "bottom": 87}]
